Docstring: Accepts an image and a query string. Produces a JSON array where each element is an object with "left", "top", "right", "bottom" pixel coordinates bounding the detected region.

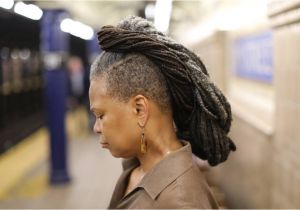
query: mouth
[{"left": 100, "top": 141, "right": 109, "bottom": 148}]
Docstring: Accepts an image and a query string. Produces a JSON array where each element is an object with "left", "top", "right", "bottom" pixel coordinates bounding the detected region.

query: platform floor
[{"left": 0, "top": 132, "right": 122, "bottom": 209}]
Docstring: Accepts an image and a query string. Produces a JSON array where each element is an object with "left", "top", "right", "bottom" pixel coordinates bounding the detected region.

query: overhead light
[
  {"left": 145, "top": 4, "right": 155, "bottom": 19},
  {"left": 14, "top": 2, "right": 43, "bottom": 20},
  {"left": 154, "top": 0, "right": 173, "bottom": 33},
  {"left": 0, "top": 0, "right": 14, "bottom": 9},
  {"left": 60, "top": 18, "right": 94, "bottom": 40}
]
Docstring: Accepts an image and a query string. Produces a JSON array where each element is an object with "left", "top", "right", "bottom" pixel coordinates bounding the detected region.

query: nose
[{"left": 93, "top": 119, "right": 102, "bottom": 134}]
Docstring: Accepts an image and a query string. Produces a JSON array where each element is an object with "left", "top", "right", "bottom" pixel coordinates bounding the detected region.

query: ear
[{"left": 132, "top": 94, "right": 149, "bottom": 127}]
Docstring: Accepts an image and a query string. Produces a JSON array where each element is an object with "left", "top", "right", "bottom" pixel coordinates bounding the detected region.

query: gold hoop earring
[{"left": 140, "top": 127, "right": 147, "bottom": 154}]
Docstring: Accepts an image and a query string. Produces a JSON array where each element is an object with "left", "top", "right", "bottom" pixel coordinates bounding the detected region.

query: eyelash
[{"left": 97, "top": 114, "right": 104, "bottom": 120}]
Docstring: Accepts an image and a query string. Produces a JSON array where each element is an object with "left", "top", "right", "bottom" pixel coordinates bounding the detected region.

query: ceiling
[
  {"left": 36, "top": 1, "right": 151, "bottom": 28},
  {"left": 7, "top": 0, "right": 251, "bottom": 40},
  {"left": 35, "top": 0, "right": 212, "bottom": 37}
]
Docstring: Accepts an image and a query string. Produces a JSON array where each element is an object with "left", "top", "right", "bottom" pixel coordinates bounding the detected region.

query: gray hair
[{"left": 90, "top": 52, "right": 172, "bottom": 113}]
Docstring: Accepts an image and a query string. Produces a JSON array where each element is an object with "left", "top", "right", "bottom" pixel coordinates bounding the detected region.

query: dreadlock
[{"left": 95, "top": 16, "right": 236, "bottom": 166}]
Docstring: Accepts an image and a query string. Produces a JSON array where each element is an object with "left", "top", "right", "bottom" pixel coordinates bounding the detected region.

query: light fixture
[
  {"left": 14, "top": 2, "right": 43, "bottom": 20},
  {"left": 145, "top": 4, "right": 155, "bottom": 20},
  {"left": 0, "top": 0, "right": 14, "bottom": 9},
  {"left": 154, "top": 0, "right": 173, "bottom": 33},
  {"left": 60, "top": 18, "right": 94, "bottom": 40}
]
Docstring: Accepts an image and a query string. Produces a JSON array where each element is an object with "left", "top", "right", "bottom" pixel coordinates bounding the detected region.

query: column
[{"left": 40, "top": 9, "right": 71, "bottom": 184}]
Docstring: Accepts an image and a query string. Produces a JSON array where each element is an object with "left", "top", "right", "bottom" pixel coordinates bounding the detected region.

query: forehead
[
  {"left": 89, "top": 78, "right": 110, "bottom": 109},
  {"left": 89, "top": 77, "right": 107, "bottom": 95}
]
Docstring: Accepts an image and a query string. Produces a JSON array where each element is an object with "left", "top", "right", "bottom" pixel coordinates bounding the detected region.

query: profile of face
[{"left": 89, "top": 77, "right": 146, "bottom": 158}]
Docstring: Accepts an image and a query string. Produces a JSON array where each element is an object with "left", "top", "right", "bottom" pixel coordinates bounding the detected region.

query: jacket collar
[{"left": 122, "top": 140, "right": 193, "bottom": 200}]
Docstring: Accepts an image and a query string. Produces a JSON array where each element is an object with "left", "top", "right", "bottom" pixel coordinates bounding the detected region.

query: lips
[{"left": 100, "top": 141, "right": 109, "bottom": 148}]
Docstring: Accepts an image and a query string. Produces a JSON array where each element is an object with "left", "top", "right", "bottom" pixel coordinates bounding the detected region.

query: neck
[{"left": 136, "top": 125, "right": 182, "bottom": 173}]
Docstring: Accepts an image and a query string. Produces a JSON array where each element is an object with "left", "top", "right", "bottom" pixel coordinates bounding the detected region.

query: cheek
[
  {"left": 104, "top": 110, "right": 140, "bottom": 155},
  {"left": 115, "top": 116, "right": 138, "bottom": 144}
]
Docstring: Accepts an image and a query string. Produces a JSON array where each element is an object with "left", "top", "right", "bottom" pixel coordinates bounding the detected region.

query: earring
[{"left": 140, "top": 127, "right": 147, "bottom": 154}]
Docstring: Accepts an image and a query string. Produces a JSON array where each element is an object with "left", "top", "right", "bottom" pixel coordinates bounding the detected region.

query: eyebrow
[{"left": 90, "top": 107, "right": 102, "bottom": 113}]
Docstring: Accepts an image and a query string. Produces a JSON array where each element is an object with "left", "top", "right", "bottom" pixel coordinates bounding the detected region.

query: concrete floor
[{"left": 0, "top": 133, "right": 122, "bottom": 209}]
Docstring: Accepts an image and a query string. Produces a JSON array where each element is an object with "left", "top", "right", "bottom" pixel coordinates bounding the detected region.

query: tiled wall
[
  {"left": 208, "top": 114, "right": 273, "bottom": 208},
  {"left": 191, "top": 1, "right": 300, "bottom": 208},
  {"left": 270, "top": 3, "right": 300, "bottom": 206}
]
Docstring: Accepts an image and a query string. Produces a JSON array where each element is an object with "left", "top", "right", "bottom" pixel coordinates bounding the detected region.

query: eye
[
  {"left": 92, "top": 110, "right": 104, "bottom": 120},
  {"left": 97, "top": 114, "right": 104, "bottom": 120}
]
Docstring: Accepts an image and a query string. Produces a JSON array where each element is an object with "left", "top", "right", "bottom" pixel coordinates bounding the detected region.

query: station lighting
[
  {"left": 154, "top": 0, "right": 173, "bottom": 33},
  {"left": 145, "top": 4, "right": 155, "bottom": 20},
  {"left": 0, "top": 0, "right": 14, "bottom": 9},
  {"left": 14, "top": 2, "right": 43, "bottom": 20},
  {"left": 60, "top": 18, "right": 94, "bottom": 40}
]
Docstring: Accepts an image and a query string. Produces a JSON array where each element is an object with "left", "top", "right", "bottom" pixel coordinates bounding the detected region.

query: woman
[{"left": 89, "top": 16, "right": 236, "bottom": 209}]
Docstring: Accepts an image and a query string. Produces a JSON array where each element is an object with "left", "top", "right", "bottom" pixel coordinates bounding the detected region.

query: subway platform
[{"left": 0, "top": 109, "right": 122, "bottom": 208}]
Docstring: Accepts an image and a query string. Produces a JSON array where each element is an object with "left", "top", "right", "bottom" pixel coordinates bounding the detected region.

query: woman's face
[{"left": 89, "top": 77, "right": 140, "bottom": 158}]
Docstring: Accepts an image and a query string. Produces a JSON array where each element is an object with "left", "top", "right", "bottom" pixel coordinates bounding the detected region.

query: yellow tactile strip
[
  {"left": 15, "top": 167, "right": 48, "bottom": 199},
  {"left": 0, "top": 107, "right": 90, "bottom": 200},
  {"left": 0, "top": 128, "right": 48, "bottom": 199}
]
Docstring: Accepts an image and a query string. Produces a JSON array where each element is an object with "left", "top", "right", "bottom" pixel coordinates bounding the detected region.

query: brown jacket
[{"left": 108, "top": 141, "right": 219, "bottom": 209}]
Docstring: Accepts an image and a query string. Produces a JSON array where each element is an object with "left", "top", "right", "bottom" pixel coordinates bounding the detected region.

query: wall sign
[{"left": 233, "top": 31, "right": 273, "bottom": 83}]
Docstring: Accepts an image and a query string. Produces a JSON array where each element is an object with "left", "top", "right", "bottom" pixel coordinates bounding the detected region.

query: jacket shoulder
[{"left": 155, "top": 165, "right": 219, "bottom": 209}]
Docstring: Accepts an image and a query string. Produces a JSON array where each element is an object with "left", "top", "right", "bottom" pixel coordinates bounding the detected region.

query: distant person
[
  {"left": 66, "top": 56, "right": 88, "bottom": 110},
  {"left": 89, "top": 16, "right": 236, "bottom": 209}
]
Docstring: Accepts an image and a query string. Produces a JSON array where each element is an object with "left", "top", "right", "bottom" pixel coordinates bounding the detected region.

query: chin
[
  {"left": 109, "top": 150, "right": 133, "bottom": 159},
  {"left": 109, "top": 150, "right": 123, "bottom": 158}
]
